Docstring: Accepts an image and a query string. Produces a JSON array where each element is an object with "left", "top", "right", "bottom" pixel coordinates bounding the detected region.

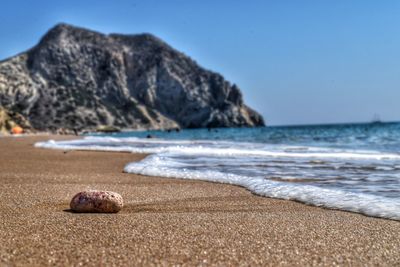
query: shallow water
[{"left": 36, "top": 122, "right": 400, "bottom": 220}]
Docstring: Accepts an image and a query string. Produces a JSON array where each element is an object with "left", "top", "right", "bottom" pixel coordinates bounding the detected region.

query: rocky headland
[{"left": 0, "top": 23, "right": 264, "bottom": 133}]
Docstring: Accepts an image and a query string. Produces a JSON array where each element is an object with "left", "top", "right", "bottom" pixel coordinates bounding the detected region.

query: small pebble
[{"left": 70, "top": 190, "right": 123, "bottom": 213}]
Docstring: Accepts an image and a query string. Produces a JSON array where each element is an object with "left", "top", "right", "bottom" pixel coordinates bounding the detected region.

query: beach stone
[{"left": 70, "top": 190, "right": 123, "bottom": 213}]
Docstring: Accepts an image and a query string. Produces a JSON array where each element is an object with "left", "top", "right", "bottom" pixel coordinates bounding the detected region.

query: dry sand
[{"left": 0, "top": 135, "right": 399, "bottom": 266}]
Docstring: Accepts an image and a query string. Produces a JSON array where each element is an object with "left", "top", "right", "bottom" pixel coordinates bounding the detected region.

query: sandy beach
[{"left": 0, "top": 135, "right": 399, "bottom": 266}]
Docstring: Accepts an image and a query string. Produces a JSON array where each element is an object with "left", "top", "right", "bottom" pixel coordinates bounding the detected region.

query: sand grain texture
[{"left": 0, "top": 136, "right": 399, "bottom": 266}]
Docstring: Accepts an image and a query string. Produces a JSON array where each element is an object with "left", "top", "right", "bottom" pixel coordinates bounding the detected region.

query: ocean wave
[
  {"left": 35, "top": 136, "right": 400, "bottom": 160},
  {"left": 125, "top": 153, "right": 400, "bottom": 220},
  {"left": 35, "top": 136, "right": 400, "bottom": 220}
]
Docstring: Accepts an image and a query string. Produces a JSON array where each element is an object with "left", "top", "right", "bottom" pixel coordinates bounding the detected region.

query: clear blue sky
[{"left": 1, "top": 0, "right": 399, "bottom": 125}]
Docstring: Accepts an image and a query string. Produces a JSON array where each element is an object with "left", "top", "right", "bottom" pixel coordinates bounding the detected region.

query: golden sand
[{"left": 0, "top": 136, "right": 399, "bottom": 266}]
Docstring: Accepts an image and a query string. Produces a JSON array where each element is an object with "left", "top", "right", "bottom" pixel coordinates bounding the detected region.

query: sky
[{"left": 0, "top": 0, "right": 399, "bottom": 126}]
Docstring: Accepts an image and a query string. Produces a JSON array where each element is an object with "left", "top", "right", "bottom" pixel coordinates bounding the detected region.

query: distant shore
[{"left": 1, "top": 135, "right": 399, "bottom": 266}]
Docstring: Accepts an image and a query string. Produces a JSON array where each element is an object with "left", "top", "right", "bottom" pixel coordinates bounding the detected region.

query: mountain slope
[{"left": 0, "top": 23, "right": 264, "bottom": 132}]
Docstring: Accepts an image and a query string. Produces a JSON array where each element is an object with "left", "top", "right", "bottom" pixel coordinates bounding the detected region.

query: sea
[{"left": 35, "top": 122, "right": 400, "bottom": 220}]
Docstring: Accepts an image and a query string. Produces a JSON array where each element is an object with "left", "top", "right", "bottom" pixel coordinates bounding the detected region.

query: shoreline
[{"left": 1, "top": 135, "right": 399, "bottom": 266}]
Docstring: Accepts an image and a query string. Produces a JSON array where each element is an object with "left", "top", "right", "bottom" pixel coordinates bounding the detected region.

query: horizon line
[{"left": 268, "top": 120, "right": 400, "bottom": 128}]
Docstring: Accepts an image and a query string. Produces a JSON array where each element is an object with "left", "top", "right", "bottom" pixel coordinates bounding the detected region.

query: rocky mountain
[{"left": 0, "top": 23, "right": 264, "bottom": 132}]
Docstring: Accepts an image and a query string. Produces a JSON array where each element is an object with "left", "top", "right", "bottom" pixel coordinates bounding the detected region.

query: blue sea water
[{"left": 36, "top": 122, "right": 400, "bottom": 220}]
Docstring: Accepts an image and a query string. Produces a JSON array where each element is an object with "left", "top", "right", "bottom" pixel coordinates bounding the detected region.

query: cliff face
[{"left": 0, "top": 23, "right": 264, "bottom": 132}]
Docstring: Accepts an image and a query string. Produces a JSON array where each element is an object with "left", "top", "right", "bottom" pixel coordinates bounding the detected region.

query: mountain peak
[
  {"left": 37, "top": 23, "right": 105, "bottom": 45},
  {"left": 0, "top": 24, "right": 264, "bottom": 132},
  {"left": 48, "top": 22, "right": 100, "bottom": 35}
]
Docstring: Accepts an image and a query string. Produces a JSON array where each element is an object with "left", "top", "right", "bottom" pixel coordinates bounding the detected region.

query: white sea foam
[
  {"left": 125, "top": 153, "right": 400, "bottom": 220},
  {"left": 35, "top": 136, "right": 400, "bottom": 220},
  {"left": 35, "top": 136, "right": 400, "bottom": 160}
]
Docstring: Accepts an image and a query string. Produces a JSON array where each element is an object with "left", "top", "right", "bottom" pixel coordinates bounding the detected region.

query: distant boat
[{"left": 371, "top": 114, "right": 382, "bottom": 124}]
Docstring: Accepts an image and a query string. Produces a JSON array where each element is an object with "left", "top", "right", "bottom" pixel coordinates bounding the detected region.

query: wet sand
[{"left": 0, "top": 135, "right": 399, "bottom": 266}]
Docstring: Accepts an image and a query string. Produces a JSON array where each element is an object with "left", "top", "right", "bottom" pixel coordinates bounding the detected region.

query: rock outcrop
[
  {"left": 0, "top": 107, "right": 33, "bottom": 134},
  {"left": 0, "top": 23, "right": 264, "bottom": 132}
]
